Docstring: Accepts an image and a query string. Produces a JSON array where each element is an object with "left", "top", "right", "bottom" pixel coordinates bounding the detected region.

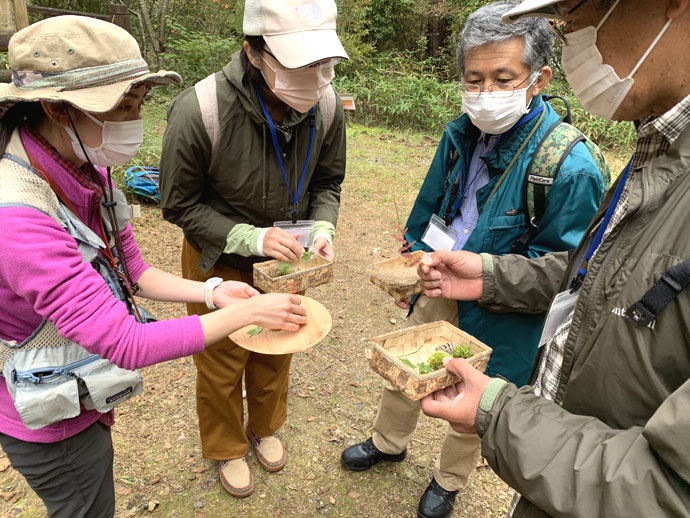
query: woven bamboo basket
[
  {"left": 366, "top": 321, "right": 492, "bottom": 400},
  {"left": 368, "top": 250, "right": 425, "bottom": 301},
  {"left": 253, "top": 255, "right": 334, "bottom": 294}
]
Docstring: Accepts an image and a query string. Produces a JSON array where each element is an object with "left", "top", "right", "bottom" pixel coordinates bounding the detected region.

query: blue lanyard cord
[
  {"left": 498, "top": 103, "right": 545, "bottom": 144},
  {"left": 574, "top": 156, "right": 634, "bottom": 284},
  {"left": 255, "top": 84, "right": 315, "bottom": 222}
]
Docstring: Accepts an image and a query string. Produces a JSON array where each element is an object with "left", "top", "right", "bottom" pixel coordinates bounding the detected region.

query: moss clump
[
  {"left": 452, "top": 345, "right": 472, "bottom": 359},
  {"left": 427, "top": 351, "right": 451, "bottom": 371}
]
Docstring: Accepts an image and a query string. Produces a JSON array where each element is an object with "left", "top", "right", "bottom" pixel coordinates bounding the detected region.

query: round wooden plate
[{"left": 229, "top": 295, "right": 332, "bottom": 354}]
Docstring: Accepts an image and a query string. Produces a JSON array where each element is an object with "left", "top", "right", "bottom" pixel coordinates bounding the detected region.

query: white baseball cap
[
  {"left": 243, "top": 0, "right": 349, "bottom": 69},
  {"left": 502, "top": 0, "right": 566, "bottom": 24}
]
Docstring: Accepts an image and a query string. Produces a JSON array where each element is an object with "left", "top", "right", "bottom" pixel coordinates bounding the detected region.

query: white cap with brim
[
  {"left": 243, "top": 0, "right": 349, "bottom": 69},
  {"left": 502, "top": 0, "right": 566, "bottom": 23},
  {"left": 0, "top": 15, "right": 181, "bottom": 116}
]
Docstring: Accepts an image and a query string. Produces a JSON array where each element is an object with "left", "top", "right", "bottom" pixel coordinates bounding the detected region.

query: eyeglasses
[
  {"left": 549, "top": 0, "right": 593, "bottom": 44},
  {"left": 460, "top": 74, "right": 538, "bottom": 97}
]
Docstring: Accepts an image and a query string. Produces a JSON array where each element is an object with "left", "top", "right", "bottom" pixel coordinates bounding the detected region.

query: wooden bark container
[
  {"left": 368, "top": 250, "right": 425, "bottom": 301},
  {"left": 253, "top": 255, "right": 334, "bottom": 294},
  {"left": 366, "top": 321, "right": 492, "bottom": 400}
]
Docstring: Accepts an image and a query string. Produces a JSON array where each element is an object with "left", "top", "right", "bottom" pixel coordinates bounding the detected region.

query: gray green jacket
[
  {"left": 159, "top": 51, "right": 346, "bottom": 272},
  {"left": 476, "top": 127, "right": 690, "bottom": 517}
]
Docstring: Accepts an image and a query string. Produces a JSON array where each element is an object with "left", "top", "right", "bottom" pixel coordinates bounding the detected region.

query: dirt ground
[{"left": 0, "top": 120, "right": 628, "bottom": 518}]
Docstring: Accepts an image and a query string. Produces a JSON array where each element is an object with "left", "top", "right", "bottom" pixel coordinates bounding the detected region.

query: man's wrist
[{"left": 478, "top": 378, "right": 507, "bottom": 413}]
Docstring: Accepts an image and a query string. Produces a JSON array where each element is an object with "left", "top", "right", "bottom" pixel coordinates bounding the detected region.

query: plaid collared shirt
[
  {"left": 23, "top": 125, "right": 103, "bottom": 214},
  {"left": 510, "top": 93, "right": 690, "bottom": 517}
]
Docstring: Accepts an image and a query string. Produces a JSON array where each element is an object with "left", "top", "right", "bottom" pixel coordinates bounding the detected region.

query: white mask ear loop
[
  {"left": 627, "top": 17, "right": 673, "bottom": 78},
  {"left": 595, "top": 0, "right": 621, "bottom": 30}
]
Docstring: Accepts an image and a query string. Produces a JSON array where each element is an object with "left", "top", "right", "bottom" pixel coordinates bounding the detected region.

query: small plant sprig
[
  {"left": 276, "top": 262, "right": 293, "bottom": 277},
  {"left": 302, "top": 250, "right": 314, "bottom": 260},
  {"left": 247, "top": 326, "right": 263, "bottom": 337}
]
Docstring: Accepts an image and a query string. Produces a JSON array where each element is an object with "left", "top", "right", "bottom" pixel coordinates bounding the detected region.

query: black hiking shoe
[
  {"left": 417, "top": 477, "right": 459, "bottom": 518},
  {"left": 340, "top": 437, "right": 406, "bottom": 471}
]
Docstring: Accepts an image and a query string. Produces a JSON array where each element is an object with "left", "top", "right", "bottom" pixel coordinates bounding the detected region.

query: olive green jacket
[
  {"left": 476, "top": 127, "right": 690, "bottom": 517},
  {"left": 159, "top": 52, "right": 346, "bottom": 272}
]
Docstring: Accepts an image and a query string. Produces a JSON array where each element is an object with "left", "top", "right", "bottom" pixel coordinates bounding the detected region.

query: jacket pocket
[
  {"left": 487, "top": 214, "right": 526, "bottom": 253},
  {"left": 603, "top": 251, "right": 681, "bottom": 305}
]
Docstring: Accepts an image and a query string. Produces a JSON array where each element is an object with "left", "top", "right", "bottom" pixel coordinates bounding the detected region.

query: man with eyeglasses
[
  {"left": 340, "top": 3, "right": 607, "bottom": 517},
  {"left": 418, "top": 0, "right": 690, "bottom": 517}
]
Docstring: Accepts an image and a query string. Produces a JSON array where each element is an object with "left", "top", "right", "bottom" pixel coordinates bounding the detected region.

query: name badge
[
  {"left": 421, "top": 214, "right": 459, "bottom": 251},
  {"left": 273, "top": 219, "right": 315, "bottom": 248}
]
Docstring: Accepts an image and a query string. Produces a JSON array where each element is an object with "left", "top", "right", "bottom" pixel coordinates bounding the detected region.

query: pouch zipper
[{"left": 14, "top": 354, "right": 101, "bottom": 385}]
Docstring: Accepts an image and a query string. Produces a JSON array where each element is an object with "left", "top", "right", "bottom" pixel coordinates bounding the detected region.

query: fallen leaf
[
  {"left": 0, "top": 491, "right": 16, "bottom": 502},
  {"left": 115, "top": 487, "right": 132, "bottom": 496},
  {"left": 317, "top": 486, "right": 330, "bottom": 495},
  {"left": 329, "top": 496, "right": 336, "bottom": 504},
  {"left": 0, "top": 457, "right": 10, "bottom": 472},
  {"left": 164, "top": 441, "right": 172, "bottom": 450},
  {"left": 348, "top": 490, "right": 360, "bottom": 499},
  {"left": 432, "top": 447, "right": 441, "bottom": 453},
  {"left": 191, "top": 466, "right": 208, "bottom": 473},
  {"left": 147, "top": 500, "right": 160, "bottom": 512},
  {"left": 389, "top": 318, "right": 397, "bottom": 324},
  {"left": 175, "top": 369, "right": 184, "bottom": 381},
  {"left": 307, "top": 416, "right": 316, "bottom": 422},
  {"left": 297, "top": 391, "right": 309, "bottom": 398},
  {"left": 319, "top": 445, "right": 327, "bottom": 456}
]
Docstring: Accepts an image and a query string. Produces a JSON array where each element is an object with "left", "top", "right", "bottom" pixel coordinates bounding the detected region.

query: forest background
[{"left": 13, "top": 0, "right": 635, "bottom": 150}]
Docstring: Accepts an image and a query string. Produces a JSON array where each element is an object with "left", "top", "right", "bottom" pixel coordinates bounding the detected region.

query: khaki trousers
[
  {"left": 372, "top": 296, "right": 481, "bottom": 491},
  {"left": 182, "top": 240, "right": 292, "bottom": 460}
]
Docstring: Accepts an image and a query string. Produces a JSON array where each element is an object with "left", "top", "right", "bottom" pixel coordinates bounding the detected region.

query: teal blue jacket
[{"left": 406, "top": 96, "right": 606, "bottom": 386}]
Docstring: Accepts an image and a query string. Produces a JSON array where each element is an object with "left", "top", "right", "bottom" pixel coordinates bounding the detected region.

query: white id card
[
  {"left": 421, "top": 214, "right": 459, "bottom": 251},
  {"left": 538, "top": 289, "right": 579, "bottom": 348},
  {"left": 273, "top": 220, "right": 315, "bottom": 248}
]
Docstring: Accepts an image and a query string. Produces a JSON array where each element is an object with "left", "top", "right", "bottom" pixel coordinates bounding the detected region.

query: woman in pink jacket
[{"left": 0, "top": 16, "right": 306, "bottom": 518}]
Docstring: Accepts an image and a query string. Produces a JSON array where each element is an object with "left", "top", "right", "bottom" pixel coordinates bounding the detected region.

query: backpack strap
[
  {"left": 195, "top": 77, "right": 337, "bottom": 165},
  {"left": 626, "top": 259, "right": 690, "bottom": 327},
  {"left": 319, "top": 84, "right": 337, "bottom": 135},
  {"left": 194, "top": 73, "right": 220, "bottom": 161},
  {"left": 511, "top": 121, "right": 602, "bottom": 254}
]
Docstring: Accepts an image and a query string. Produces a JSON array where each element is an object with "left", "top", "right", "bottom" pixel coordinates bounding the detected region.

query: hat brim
[
  {"left": 0, "top": 70, "right": 181, "bottom": 116},
  {"left": 264, "top": 29, "right": 349, "bottom": 69},
  {"left": 502, "top": 0, "right": 565, "bottom": 23}
]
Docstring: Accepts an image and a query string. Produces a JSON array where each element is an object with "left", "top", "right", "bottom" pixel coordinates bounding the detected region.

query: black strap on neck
[{"left": 626, "top": 259, "right": 690, "bottom": 327}]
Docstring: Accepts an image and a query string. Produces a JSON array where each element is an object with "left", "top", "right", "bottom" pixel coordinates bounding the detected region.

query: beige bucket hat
[
  {"left": 0, "top": 15, "right": 181, "bottom": 116},
  {"left": 243, "top": 0, "right": 349, "bottom": 69}
]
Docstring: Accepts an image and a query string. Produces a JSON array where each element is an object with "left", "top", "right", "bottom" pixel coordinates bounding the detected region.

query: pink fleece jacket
[{"left": 0, "top": 129, "right": 205, "bottom": 443}]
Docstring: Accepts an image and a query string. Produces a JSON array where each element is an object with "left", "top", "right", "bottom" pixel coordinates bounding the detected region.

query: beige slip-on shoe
[
  {"left": 219, "top": 457, "right": 254, "bottom": 498},
  {"left": 246, "top": 428, "right": 287, "bottom": 472}
]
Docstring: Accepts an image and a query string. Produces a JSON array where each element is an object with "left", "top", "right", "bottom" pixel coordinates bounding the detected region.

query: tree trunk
[{"left": 137, "top": 0, "right": 160, "bottom": 68}]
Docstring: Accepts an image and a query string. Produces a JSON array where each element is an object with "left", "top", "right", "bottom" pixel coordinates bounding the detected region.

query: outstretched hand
[
  {"left": 417, "top": 250, "right": 484, "bottom": 301},
  {"left": 311, "top": 237, "right": 335, "bottom": 261},
  {"left": 420, "top": 357, "right": 491, "bottom": 434},
  {"left": 212, "top": 281, "right": 259, "bottom": 308},
  {"left": 246, "top": 293, "right": 307, "bottom": 332}
]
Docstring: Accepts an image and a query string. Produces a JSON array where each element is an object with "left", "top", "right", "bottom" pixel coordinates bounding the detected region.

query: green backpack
[{"left": 511, "top": 96, "right": 611, "bottom": 254}]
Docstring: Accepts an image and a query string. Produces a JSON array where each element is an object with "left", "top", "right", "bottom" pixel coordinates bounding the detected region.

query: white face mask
[
  {"left": 261, "top": 53, "right": 335, "bottom": 113},
  {"left": 65, "top": 110, "right": 144, "bottom": 167},
  {"left": 462, "top": 78, "right": 536, "bottom": 135},
  {"left": 561, "top": 0, "right": 672, "bottom": 120}
]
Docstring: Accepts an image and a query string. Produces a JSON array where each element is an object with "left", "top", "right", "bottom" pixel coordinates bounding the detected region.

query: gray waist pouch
[{"left": 3, "top": 341, "right": 143, "bottom": 430}]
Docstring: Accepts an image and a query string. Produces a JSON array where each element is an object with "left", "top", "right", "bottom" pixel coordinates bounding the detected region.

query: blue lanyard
[
  {"left": 255, "top": 85, "right": 315, "bottom": 223},
  {"left": 573, "top": 156, "right": 634, "bottom": 287}
]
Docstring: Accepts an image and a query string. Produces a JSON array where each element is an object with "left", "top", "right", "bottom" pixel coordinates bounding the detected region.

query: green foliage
[
  {"left": 452, "top": 345, "right": 472, "bottom": 359},
  {"left": 163, "top": 21, "right": 240, "bottom": 86},
  {"left": 302, "top": 250, "right": 314, "bottom": 261},
  {"left": 275, "top": 262, "right": 293, "bottom": 277},
  {"left": 247, "top": 326, "right": 263, "bottom": 337},
  {"left": 400, "top": 358, "right": 416, "bottom": 369},
  {"left": 427, "top": 351, "right": 450, "bottom": 371}
]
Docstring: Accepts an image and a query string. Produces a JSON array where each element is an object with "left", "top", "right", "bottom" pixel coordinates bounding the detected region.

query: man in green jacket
[
  {"left": 419, "top": 0, "right": 690, "bottom": 516},
  {"left": 159, "top": 0, "right": 347, "bottom": 499},
  {"left": 341, "top": 3, "right": 607, "bottom": 518}
]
